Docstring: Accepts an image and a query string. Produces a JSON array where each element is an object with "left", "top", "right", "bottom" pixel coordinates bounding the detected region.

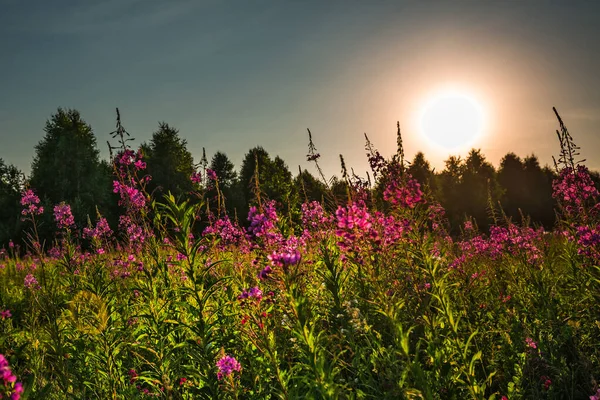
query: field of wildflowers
[{"left": 2, "top": 113, "right": 600, "bottom": 399}]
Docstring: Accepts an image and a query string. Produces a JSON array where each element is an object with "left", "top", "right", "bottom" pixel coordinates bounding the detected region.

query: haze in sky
[{"left": 1, "top": 0, "right": 599, "bottom": 177}]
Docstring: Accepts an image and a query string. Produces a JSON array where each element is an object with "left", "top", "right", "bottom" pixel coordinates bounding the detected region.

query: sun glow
[{"left": 418, "top": 89, "right": 486, "bottom": 151}]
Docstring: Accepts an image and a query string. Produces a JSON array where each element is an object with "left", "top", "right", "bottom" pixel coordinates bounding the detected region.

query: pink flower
[
  {"left": 206, "top": 169, "right": 217, "bottom": 181},
  {"left": 24, "top": 274, "right": 40, "bottom": 290},
  {"left": 0, "top": 309, "right": 11, "bottom": 319},
  {"left": 20, "top": 189, "right": 43, "bottom": 217},
  {"left": 525, "top": 337, "right": 537, "bottom": 349},
  {"left": 191, "top": 171, "right": 202, "bottom": 184},
  {"left": 216, "top": 355, "right": 241, "bottom": 380},
  {"left": 53, "top": 203, "right": 75, "bottom": 229}
]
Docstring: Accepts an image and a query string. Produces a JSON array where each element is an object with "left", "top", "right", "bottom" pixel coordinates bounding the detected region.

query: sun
[{"left": 419, "top": 90, "right": 485, "bottom": 150}]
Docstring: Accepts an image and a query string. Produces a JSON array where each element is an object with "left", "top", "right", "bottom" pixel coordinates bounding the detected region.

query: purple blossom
[
  {"left": 525, "top": 337, "right": 537, "bottom": 349},
  {"left": 53, "top": 203, "right": 75, "bottom": 229},
  {"left": 238, "top": 286, "right": 263, "bottom": 302},
  {"left": 216, "top": 355, "right": 241, "bottom": 380},
  {"left": 0, "top": 353, "right": 23, "bottom": 399},
  {"left": 0, "top": 309, "right": 11, "bottom": 319},
  {"left": 24, "top": 274, "right": 40, "bottom": 290},
  {"left": 203, "top": 216, "right": 245, "bottom": 248},
  {"left": 113, "top": 181, "right": 146, "bottom": 210},
  {"left": 134, "top": 159, "right": 146, "bottom": 170},
  {"left": 191, "top": 171, "right": 202, "bottom": 184},
  {"left": 206, "top": 169, "right": 217, "bottom": 181},
  {"left": 246, "top": 201, "right": 281, "bottom": 244},
  {"left": 20, "top": 189, "right": 43, "bottom": 217},
  {"left": 83, "top": 217, "right": 113, "bottom": 240}
]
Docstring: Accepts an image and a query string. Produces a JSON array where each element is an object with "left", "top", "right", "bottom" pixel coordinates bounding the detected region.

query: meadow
[{"left": 1, "top": 115, "right": 600, "bottom": 400}]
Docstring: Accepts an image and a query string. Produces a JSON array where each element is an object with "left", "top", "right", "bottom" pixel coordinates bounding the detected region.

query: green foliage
[
  {"left": 0, "top": 159, "right": 24, "bottom": 246},
  {"left": 143, "top": 122, "right": 195, "bottom": 199},
  {"left": 29, "top": 108, "right": 112, "bottom": 234}
]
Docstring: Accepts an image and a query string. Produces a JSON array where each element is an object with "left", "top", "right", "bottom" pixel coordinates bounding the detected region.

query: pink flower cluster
[
  {"left": 203, "top": 216, "right": 245, "bottom": 248},
  {"left": 0, "top": 354, "right": 23, "bottom": 400},
  {"left": 335, "top": 201, "right": 373, "bottom": 250},
  {"left": 552, "top": 165, "right": 600, "bottom": 220},
  {"left": 206, "top": 169, "right": 217, "bottom": 181},
  {"left": 24, "top": 274, "right": 40, "bottom": 290},
  {"left": 216, "top": 355, "right": 241, "bottom": 380},
  {"left": 20, "top": 189, "right": 43, "bottom": 217},
  {"left": 301, "top": 201, "right": 332, "bottom": 233},
  {"left": 115, "top": 149, "right": 146, "bottom": 178},
  {"left": 383, "top": 175, "right": 424, "bottom": 209},
  {"left": 190, "top": 171, "right": 202, "bottom": 184},
  {"left": 452, "top": 224, "right": 545, "bottom": 270},
  {"left": 247, "top": 201, "right": 281, "bottom": 245},
  {"left": 238, "top": 287, "right": 263, "bottom": 302},
  {"left": 83, "top": 217, "right": 113, "bottom": 241},
  {"left": 53, "top": 203, "right": 75, "bottom": 229},
  {"left": 113, "top": 181, "right": 146, "bottom": 210},
  {"left": 119, "top": 216, "right": 149, "bottom": 251}
]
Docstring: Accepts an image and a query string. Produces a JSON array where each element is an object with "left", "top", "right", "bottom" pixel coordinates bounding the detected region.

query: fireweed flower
[
  {"left": 0, "top": 353, "right": 23, "bottom": 400},
  {"left": 383, "top": 175, "right": 424, "bottom": 209},
  {"left": 190, "top": 171, "right": 202, "bottom": 184},
  {"left": 525, "top": 337, "right": 537, "bottom": 349},
  {"left": 83, "top": 217, "right": 113, "bottom": 240},
  {"left": 134, "top": 159, "right": 146, "bottom": 170},
  {"left": 246, "top": 201, "right": 282, "bottom": 245},
  {"left": 553, "top": 165, "right": 600, "bottom": 220},
  {"left": 206, "top": 169, "right": 217, "bottom": 181},
  {"left": 24, "top": 274, "right": 40, "bottom": 290},
  {"left": 20, "top": 189, "right": 44, "bottom": 217},
  {"left": 301, "top": 201, "right": 332, "bottom": 233},
  {"left": 113, "top": 181, "right": 146, "bottom": 210},
  {"left": 238, "top": 286, "right": 263, "bottom": 302},
  {"left": 54, "top": 202, "right": 75, "bottom": 229},
  {"left": 0, "top": 309, "right": 11, "bottom": 319},
  {"left": 203, "top": 216, "right": 245, "bottom": 248},
  {"left": 216, "top": 355, "right": 241, "bottom": 380}
]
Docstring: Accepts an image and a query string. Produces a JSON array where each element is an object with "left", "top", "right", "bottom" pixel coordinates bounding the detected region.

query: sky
[{"left": 1, "top": 0, "right": 600, "bottom": 179}]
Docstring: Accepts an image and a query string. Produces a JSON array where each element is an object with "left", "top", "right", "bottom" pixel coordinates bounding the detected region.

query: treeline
[{"left": 0, "top": 107, "right": 597, "bottom": 248}]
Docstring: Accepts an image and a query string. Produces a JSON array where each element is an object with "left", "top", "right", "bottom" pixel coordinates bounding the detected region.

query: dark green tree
[
  {"left": 208, "top": 151, "right": 242, "bottom": 216},
  {"left": 0, "top": 159, "right": 24, "bottom": 246},
  {"left": 458, "top": 149, "right": 503, "bottom": 230},
  {"left": 295, "top": 169, "right": 328, "bottom": 204},
  {"left": 435, "top": 155, "right": 464, "bottom": 232},
  {"left": 498, "top": 152, "right": 525, "bottom": 221},
  {"left": 408, "top": 152, "right": 435, "bottom": 189},
  {"left": 239, "top": 147, "right": 297, "bottom": 222},
  {"left": 142, "top": 122, "right": 195, "bottom": 199},
  {"left": 522, "top": 155, "right": 556, "bottom": 228},
  {"left": 29, "top": 108, "right": 112, "bottom": 227},
  {"left": 210, "top": 151, "right": 237, "bottom": 188}
]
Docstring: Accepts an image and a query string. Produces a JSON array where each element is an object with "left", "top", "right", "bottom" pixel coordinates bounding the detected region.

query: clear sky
[{"left": 1, "top": 0, "right": 599, "bottom": 179}]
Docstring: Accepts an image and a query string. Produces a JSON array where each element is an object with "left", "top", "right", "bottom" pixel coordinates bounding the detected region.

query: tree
[
  {"left": 239, "top": 147, "right": 297, "bottom": 222},
  {"left": 435, "top": 155, "right": 463, "bottom": 232},
  {"left": 208, "top": 151, "right": 241, "bottom": 216},
  {"left": 295, "top": 169, "right": 328, "bottom": 204},
  {"left": 210, "top": 151, "right": 237, "bottom": 188},
  {"left": 0, "top": 159, "right": 24, "bottom": 246},
  {"left": 459, "top": 149, "right": 502, "bottom": 230},
  {"left": 29, "top": 108, "right": 112, "bottom": 228},
  {"left": 408, "top": 152, "right": 434, "bottom": 189},
  {"left": 143, "top": 122, "right": 195, "bottom": 199},
  {"left": 498, "top": 152, "right": 525, "bottom": 221},
  {"left": 522, "top": 155, "right": 556, "bottom": 228}
]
